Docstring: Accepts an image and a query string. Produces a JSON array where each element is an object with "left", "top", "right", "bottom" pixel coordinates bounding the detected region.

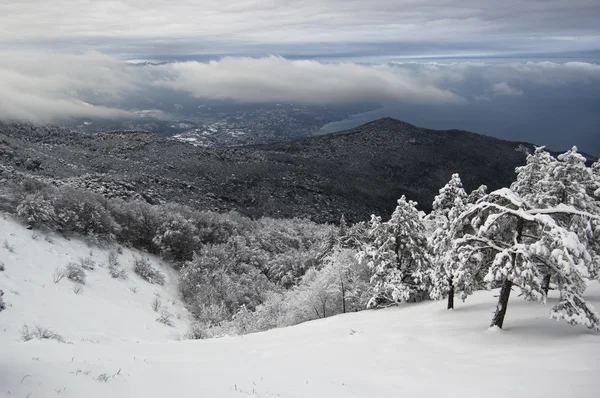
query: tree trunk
[
  {"left": 340, "top": 277, "right": 346, "bottom": 314},
  {"left": 313, "top": 306, "right": 322, "bottom": 319},
  {"left": 542, "top": 273, "right": 551, "bottom": 296},
  {"left": 490, "top": 217, "right": 523, "bottom": 329},
  {"left": 490, "top": 279, "right": 513, "bottom": 329},
  {"left": 447, "top": 277, "right": 454, "bottom": 310}
]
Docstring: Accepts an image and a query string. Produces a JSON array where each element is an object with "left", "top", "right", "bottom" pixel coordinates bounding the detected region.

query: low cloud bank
[{"left": 0, "top": 52, "right": 599, "bottom": 124}]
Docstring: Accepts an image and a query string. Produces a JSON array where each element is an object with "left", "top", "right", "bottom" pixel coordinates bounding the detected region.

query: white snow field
[{"left": 1, "top": 216, "right": 599, "bottom": 398}]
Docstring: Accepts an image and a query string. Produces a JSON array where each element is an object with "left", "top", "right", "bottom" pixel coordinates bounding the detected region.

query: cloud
[
  {"left": 0, "top": 51, "right": 599, "bottom": 124},
  {"left": 0, "top": 51, "right": 140, "bottom": 123},
  {"left": 0, "top": 1, "right": 598, "bottom": 58},
  {"left": 491, "top": 82, "right": 523, "bottom": 96},
  {"left": 154, "top": 56, "right": 463, "bottom": 104}
]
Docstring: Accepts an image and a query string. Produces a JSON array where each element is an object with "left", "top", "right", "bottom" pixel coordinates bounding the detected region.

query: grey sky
[
  {"left": 1, "top": 1, "right": 599, "bottom": 59},
  {"left": 0, "top": 1, "right": 598, "bottom": 154}
]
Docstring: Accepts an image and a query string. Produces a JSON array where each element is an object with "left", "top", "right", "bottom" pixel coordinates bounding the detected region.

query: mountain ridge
[{"left": 0, "top": 118, "right": 571, "bottom": 223}]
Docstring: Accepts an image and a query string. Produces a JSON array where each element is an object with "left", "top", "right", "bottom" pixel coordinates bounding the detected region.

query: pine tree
[
  {"left": 339, "top": 221, "right": 368, "bottom": 250},
  {"left": 547, "top": 147, "right": 596, "bottom": 211},
  {"left": 513, "top": 146, "right": 600, "bottom": 289},
  {"left": 467, "top": 184, "right": 488, "bottom": 205},
  {"left": 431, "top": 174, "right": 468, "bottom": 219},
  {"left": 360, "top": 196, "right": 431, "bottom": 308},
  {"left": 452, "top": 188, "right": 600, "bottom": 330},
  {"left": 591, "top": 161, "right": 600, "bottom": 199},
  {"left": 511, "top": 146, "right": 557, "bottom": 208},
  {"left": 429, "top": 174, "right": 468, "bottom": 309},
  {"left": 339, "top": 214, "right": 348, "bottom": 237},
  {"left": 318, "top": 226, "right": 339, "bottom": 261}
]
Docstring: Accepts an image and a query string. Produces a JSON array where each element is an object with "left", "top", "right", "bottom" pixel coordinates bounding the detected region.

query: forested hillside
[
  {"left": 2, "top": 143, "right": 599, "bottom": 334},
  {"left": 0, "top": 118, "right": 548, "bottom": 223}
]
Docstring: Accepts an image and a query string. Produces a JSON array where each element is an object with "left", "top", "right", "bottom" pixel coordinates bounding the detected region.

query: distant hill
[
  {"left": 249, "top": 117, "right": 535, "bottom": 221},
  {"left": 0, "top": 118, "right": 550, "bottom": 223}
]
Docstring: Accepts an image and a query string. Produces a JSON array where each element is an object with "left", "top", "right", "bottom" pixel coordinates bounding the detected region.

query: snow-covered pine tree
[
  {"left": 339, "top": 221, "right": 368, "bottom": 250},
  {"left": 431, "top": 174, "right": 468, "bottom": 219},
  {"left": 513, "top": 146, "right": 600, "bottom": 288},
  {"left": 318, "top": 226, "right": 340, "bottom": 262},
  {"left": 429, "top": 174, "right": 467, "bottom": 309},
  {"left": 511, "top": 146, "right": 557, "bottom": 208},
  {"left": 511, "top": 146, "right": 560, "bottom": 292},
  {"left": 591, "top": 161, "right": 600, "bottom": 199},
  {"left": 452, "top": 188, "right": 600, "bottom": 330},
  {"left": 547, "top": 147, "right": 596, "bottom": 211},
  {"left": 549, "top": 148, "right": 600, "bottom": 283},
  {"left": 360, "top": 196, "right": 431, "bottom": 308},
  {"left": 339, "top": 214, "right": 348, "bottom": 237},
  {"left": 437, "top": 184, "right": 493, "bottom": 309},
  {"left": 467, "top": 184, "right": 488, "bottom": 205}
]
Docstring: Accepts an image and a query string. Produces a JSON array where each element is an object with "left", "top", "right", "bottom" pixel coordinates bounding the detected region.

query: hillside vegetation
[{"left": 0, "top": 118, "right": 541, "bottom": 223}]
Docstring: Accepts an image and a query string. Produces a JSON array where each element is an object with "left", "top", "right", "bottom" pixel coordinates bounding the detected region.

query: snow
[
  {"left": 0, "top": 216, "right": 190, "bottom": 344},
  {"left": 2, "top": 216, "right": 600, "bottom": 397}
]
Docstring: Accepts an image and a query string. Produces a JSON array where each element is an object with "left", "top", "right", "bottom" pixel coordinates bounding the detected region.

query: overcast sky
[
  {"left": 1, "top": 0, "right": 599, "bottom": 59},
  {"left": 0, "top": 1, "right": 598, "bottom": 153}
]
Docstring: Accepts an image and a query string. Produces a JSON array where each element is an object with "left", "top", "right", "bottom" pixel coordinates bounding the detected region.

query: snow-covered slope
[
  {"left": 0, "top": 216, "right": 190, "bottom": 344},
  {"left": 1, "top": 215, "right": 599, "bottom": 398}
]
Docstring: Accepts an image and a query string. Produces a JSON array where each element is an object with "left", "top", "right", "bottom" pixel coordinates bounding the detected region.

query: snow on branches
[
  {"left": 360, "top": 196, "right": 431, "bottom": 308},
  {"left": 451, "top": 186, "right": 600, "bottom": 330},
  {"left": 429, "top": 174, "right": 468, "bottom": 309}
]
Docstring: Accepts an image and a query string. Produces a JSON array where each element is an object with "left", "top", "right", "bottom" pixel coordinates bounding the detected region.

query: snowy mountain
[{"left": 1, "top": 215, "right": 599, "bottom": 398}]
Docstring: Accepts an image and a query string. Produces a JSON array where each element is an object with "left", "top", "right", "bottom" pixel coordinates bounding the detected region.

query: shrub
[
  {"left": 153, "top": 209, "right": 201, "bottom": 263},
  {"left": 20, "top": 323, "right": 65, "bottom": 342},
  {"left": 151, "top": 296, "right": 162, "bottom": 312},
  {"left": 156, "top": 308, "right": 173, "bottom": 326},
  {"left": 132, "top": 257, "right": 165, "bottom": 285},
  {"left": 108, "top": 200, "right": 161, "bottom": 252},
  {"left": 0, "top": 289, "right": 5, "bottom": 312},
  {"left": 0, "top": 261, "right": 4, "bottom": 271},
  {"left": 78, "top": 257, "right": 96, "bottom": 270},
  {"left": 53, "top": 268, "right": 65, "bottom": 283},
  {"left": 16, "top": 193, "right": 55, "bottom": 228},
  {"left": 3, "top": 239, "right": 15, "bottom": 253},
  {"left": 108, "top": 251, "right": 119, "bottom": 267},
  {"left": 230, "top": 304, "right": 257, "bottom": 335},
  {"left": 95, "top": 373, "right": 110, "bottom": 383},
  {"left": 73, "top": 283, "right": 84, "bottom": 295},
  {"left": 64, "top": 262, "right": 86, "bottom": 284},
  {"left": 184, "top": 322, "right": 210, "bottom": 340},
  {"left": 52, "top": 188, "right": 119, "bottom": 238},
  {"left": 109, "top": 264, "right": 128, "bottom": 280},
  {"left": 107, "top": 251, "right": 128, "bottom": 280}
]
